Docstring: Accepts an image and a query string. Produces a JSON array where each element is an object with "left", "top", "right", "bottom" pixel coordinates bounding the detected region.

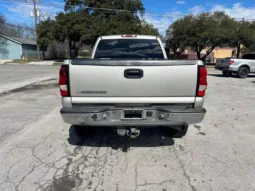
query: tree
[
  {"left": 65, "top": 0, "right": 145, "bottom": 14},
  {"left": 37, "top": 0, "right": 159, "bottom": 58},
  {"left": 229, "top": 20, "right": 255, "bottom": 58},
  {"left": 166, "top": 12, "right": 236, "bottom": 60},
  {"left": 36, "top": 18, "right": 55, "bottom": 58},
  {"left": 166, "top": 15, "right": 192, "bottom": 57},
  {"left": 37, "top": 11, "right": 91, "bottom": 58},
  {"left": 79, "top": 0, "right": 145, "bottom": 43},
  {"left": 139, "top": 20, "right": 159, "bottom": 36},
  {"left": 13, "top": 23, "right": 35, "bottom": 39},
  {"left": 0, "top": 14, "right": 8, "bottom": 56},
  {"left": 0, "top": 13, "right": 4, "bottom": 24},
  {"left": 64, "top": 0, "right": 147, "bottom": 39},
  {"left": 0, "top": 13, "right": 5, "bottom": 35},
  {"left": 0, "top": 14, "right": 15, "bottom": 36},
  {"left": 54, "top": 10, "right": 91, "bottom": 57}
]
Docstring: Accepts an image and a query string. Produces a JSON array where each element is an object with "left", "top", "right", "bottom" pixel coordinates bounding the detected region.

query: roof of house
[{"left": 0, "top": 35, "right": 37, "bottom": 45}]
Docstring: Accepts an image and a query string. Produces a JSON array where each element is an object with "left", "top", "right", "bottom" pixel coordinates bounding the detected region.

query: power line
[
  {"left": 1, "top": 0, "right": 255, "bottom": 21},
  {"left": 0, "top": 21, "right": 34, "bottom": 30}
]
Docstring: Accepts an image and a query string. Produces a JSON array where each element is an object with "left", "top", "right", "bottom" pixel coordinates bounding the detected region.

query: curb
[
  {"left": 3, "top": 62, "right": 56, "bottom": 66},
  {"left": 0, "top": 76, "right": 57, "bottom": 94},
  {"left": 1, "top": 60, "right": 59, "bottom": 66}
]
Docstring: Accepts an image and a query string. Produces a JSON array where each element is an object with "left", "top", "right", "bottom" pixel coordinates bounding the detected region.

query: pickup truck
[
  {"left": 59, "top": 35, "right": 207, "bottom": 138},
  {"left": 215, "top": 53, "right": 255, "bottom": 78}
]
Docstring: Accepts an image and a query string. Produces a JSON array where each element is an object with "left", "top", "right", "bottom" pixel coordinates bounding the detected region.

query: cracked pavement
[{"left": 0, "top": 66, "right": 254, "bottom": 191}]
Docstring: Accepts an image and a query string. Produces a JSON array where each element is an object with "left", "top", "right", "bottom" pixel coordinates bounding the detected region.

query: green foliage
[
  {"left": 65, "top": 0, "right": 145, "bottom": 13},
  {"left": 166, "top": 15, "right": 193, "bottom": 55},
  {"left": 36, "top": 18, "right": 55, "bottom": 49},
  {"left": 139, "top": 20, "right": 159, "bottom": 36},
  {"left": 166, "top": 12, "right": 244, "bottom": 60},
  {"left": 229, "top": 20, "right": 255, "bottom": 57},
  {"left": 76, "top": 0, "right": 146, "bottom": 43},
  {"left": 36, "top": 0, "right": 158, "bottom": 57},
  {"left": 54, "top": 11, "right": 91, "bottom": 45}
]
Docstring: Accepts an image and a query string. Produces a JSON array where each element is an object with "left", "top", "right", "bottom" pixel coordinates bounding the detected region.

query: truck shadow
[
  {"left": 208, "top": 74, "right": 255, "bottom": 78},
  {"left": 68, "top": 126, "right": 175, "bottom": 152}
]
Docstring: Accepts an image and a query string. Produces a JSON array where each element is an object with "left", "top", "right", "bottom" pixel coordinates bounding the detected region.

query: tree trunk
[
  {"left": 69, "top": 40, "right": 78, "bottom": 59},
  {"left": 236, "top": 43, "right": 241, "bottom": 58},
  {"left": 196, "top": 44, "right": 204, "bottom": 60},
  {"left": 42, "top": 48, "right": 45, "bottom": 60},
  {"left": 196, "top": 51, "right": 201, "bottom": 60},
  {"left": 201, "top": 44, "right": 217, "bottom": 61},
  {"left": 196, "top": 45, "right": 201, "bottom": 60}
]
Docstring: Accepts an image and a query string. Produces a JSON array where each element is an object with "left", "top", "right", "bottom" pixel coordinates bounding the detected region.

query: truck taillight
[
  {"left": 197, "top": 66, "right": 207, "bottom": 97},
  {"left": 59, "top": 65, "right": 69, "bottom": 97},
  {"left": 229, "top": 60, "right": 234, "bottom": 65}
]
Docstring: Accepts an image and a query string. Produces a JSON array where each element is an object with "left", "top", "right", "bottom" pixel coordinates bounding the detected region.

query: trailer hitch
[{"left": 127, "top": 127, "right": 140, "bottom": 139}]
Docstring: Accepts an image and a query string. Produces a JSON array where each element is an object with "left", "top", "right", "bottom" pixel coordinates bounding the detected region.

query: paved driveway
[{"left": 0, "top": 67, "right": 254, "bottom": 191}]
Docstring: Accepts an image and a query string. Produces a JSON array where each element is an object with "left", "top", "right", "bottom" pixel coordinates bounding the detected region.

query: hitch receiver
[{"left": 127, "top": 127, "right": 140, "bottom": 139}]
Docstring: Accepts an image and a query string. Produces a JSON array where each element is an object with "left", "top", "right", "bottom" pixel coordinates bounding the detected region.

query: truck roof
[{"left": 101, "top": 35, "right": 158, "bottom": 40}]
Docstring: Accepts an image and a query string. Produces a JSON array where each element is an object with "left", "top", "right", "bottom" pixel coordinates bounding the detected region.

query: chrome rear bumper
[{"left": 60, "top": 107, "right": 206, "bottom": 127}]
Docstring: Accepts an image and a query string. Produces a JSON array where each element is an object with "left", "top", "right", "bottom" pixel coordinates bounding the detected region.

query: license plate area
[{"left": 122, "top": 110, "right": 144, "bottom": 120}]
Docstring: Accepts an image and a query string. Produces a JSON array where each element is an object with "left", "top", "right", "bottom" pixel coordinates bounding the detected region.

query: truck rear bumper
[
  {"left": 215, "top": 66, "right": 237, "bottom": 72},
  {"left": 60, "top": 107, "right": 206, "bottom": 127}
]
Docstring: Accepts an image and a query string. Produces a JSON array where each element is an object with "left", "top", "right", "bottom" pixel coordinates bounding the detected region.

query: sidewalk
[
  {"left": 1, "top": 60, "right": 56, "bottom": 65},
  {"left": 0, "top": 60, "right": 12, "bottom": 64}
]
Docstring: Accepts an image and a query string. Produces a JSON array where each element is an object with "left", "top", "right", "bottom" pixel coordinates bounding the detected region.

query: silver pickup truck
[
  {"left": 59, "top": 35, "right": 207, "bottom": 138},
  {"left": 215, "top": 53, "right": 255, "bottom": 78}
]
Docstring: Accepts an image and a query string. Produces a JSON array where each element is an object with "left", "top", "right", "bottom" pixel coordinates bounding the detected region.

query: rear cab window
[
  {"left": 242, "top": 53, "right": 255, "bottom": 60},
  {"left": 94, "top": 39, "right": 164, "bottom": 59}
]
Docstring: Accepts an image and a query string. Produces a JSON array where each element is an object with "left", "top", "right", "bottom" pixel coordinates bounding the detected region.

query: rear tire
[
  {"left": 222, "top": 71, "right": 232, "bottom": 76},
  {"left": 74, "top": 125, "right": 91, "bottom": 137},
  {"left": 168, "top": 125, "right": 188, "bottom": 138},
  {"left": 237, "top": 67, "right": 249, "bottom": 78}
]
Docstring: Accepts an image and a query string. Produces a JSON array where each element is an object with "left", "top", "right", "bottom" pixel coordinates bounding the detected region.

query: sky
[{"left": 1, "top": 0, "right": 255, "bottom": 35}]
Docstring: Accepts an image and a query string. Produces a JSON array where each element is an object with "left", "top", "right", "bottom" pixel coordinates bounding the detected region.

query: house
[
  {"left": 201, "top": 47, "right": 235, "bottom": 62},
  {"left": 0, "top": 35, "right": 39, "bottom": 59},
  {"left": 183, "top": 47, "right": 235, "bottom": 63}
]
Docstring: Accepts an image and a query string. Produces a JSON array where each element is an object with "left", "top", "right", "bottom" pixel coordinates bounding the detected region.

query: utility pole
[{"left": 32, "top": 0, "right": 40, "bottom": 60}]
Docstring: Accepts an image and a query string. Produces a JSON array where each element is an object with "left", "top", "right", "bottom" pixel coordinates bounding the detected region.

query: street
[
  {"left": 0, "top": 65, "right": 254, "bottom": 191},
  {"left": 0, "top": 65, "right": 59, "bottom": 93}
]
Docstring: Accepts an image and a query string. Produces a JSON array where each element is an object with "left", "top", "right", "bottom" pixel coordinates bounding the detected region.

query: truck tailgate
[
  {"left": 216, "top": 58, "right": 231, "bottom": 68},
  {"left": 69, "top": 60, "right": 198, "bottom": 98}
]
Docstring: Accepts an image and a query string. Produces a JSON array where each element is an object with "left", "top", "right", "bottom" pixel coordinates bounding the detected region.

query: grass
[
  {"left": 53, "top": 62, "right": 62, "bottom": 66},
  {"left": 206, "top": 65, "right": 215, "bottom": 68},
  {"left": 5, "top": 59, "right": 41, "bottom": 64},
  {"left": 77, "top": 56, "right": 91, "bottom": 58}
]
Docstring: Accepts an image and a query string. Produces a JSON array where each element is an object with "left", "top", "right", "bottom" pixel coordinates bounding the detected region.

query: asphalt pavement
[
  {"left": 0, "top": 65, "right": 59, "bottom": 93},
  {"left": 0, "top": 65, "right": 254, "bottom": 191}
]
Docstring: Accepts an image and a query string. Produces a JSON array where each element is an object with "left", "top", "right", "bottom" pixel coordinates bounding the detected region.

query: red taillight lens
[
  {"left": 229, "top": 60, "right": 234, "bottom": 65},
  {"left": 59, "top": 65, "right": 69, "bottom": 97},
  {"left": 197, "top": 66, "right": 207, "bottom": 97}
]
